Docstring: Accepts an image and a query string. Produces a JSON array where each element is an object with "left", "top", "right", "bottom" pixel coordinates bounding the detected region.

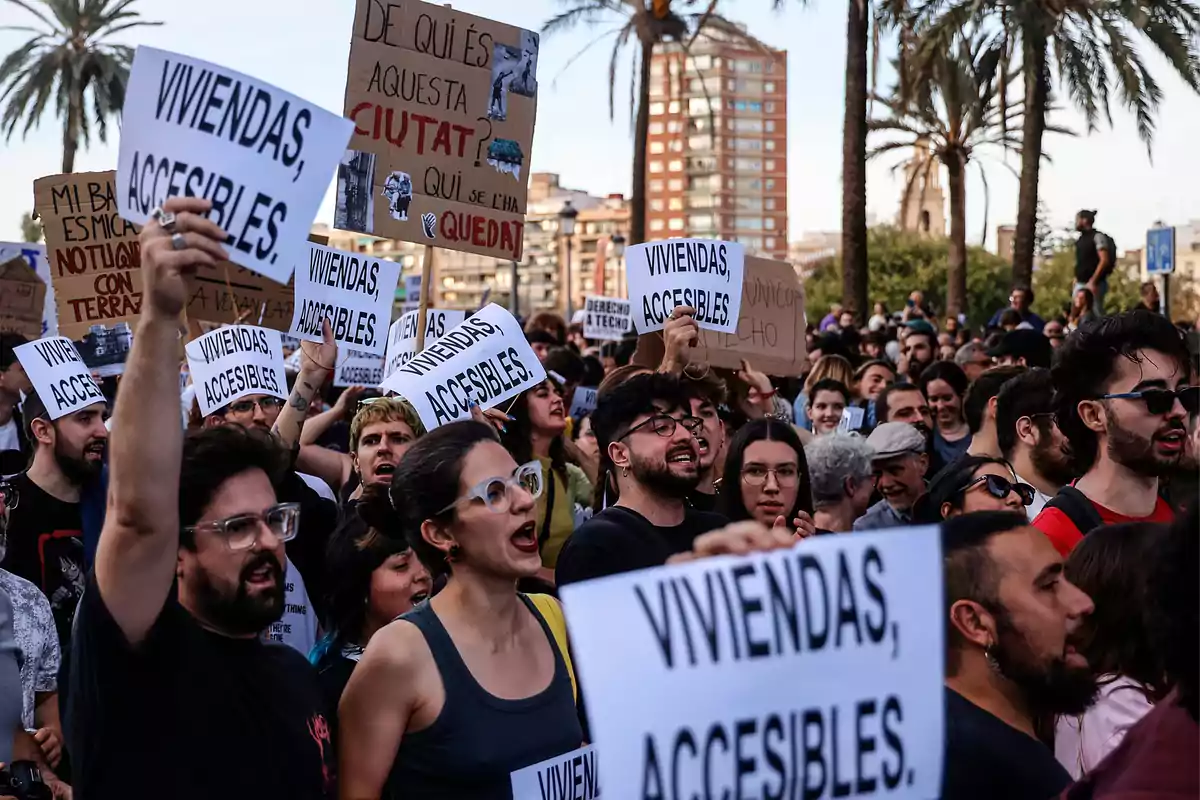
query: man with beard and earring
[
  {"left": 66, "top": 198, "right": 336, "bottom": 800},
  {"left": 996, "top": 368, "right": 1078, "bottom": 520},
  {"left": 554, "top": 373, "right": 728, "bottom": 587},
  {"left": 1033, "top": 311, "right": 1194, "bottom": 554},
  {"left": 2, "top": 388, "right": 106, "bottom": 653},
  {"left": 940, "top": 511, "right": 1097, "bottom": 800}
]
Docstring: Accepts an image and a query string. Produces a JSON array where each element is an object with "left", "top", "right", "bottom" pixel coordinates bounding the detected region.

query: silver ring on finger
[
  {"left": 171, "top": 232, "right": 188, "bottom": 251},
  {"left": 152, "top": 207, "right": 177, "bottom": 232}
]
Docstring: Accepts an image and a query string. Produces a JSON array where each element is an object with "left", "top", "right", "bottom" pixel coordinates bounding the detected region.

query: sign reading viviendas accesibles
[
  {"left": 625, "top": 239, "right": 744, "bottom": 335},
  {"left": 13, "top": 337, "right": 106, "bottom": 420},
  {"left": 560, "top": 526, "right": 945, "bottom": 800},
  {"left": 289, "top": 243, "right": 401, "bottom": 356},
  {"left": 185, "top": 325, "right": 287, "bottom": 417},
  {"left": 117, "top": 46, "right": 354, "bottom": 283},
  {"left": 339, "top": 0, "right": 539, "bottom": 260}
]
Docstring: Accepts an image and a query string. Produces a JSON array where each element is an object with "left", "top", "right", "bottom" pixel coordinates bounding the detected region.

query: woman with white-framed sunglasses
[{"left": 337, "top": 420, "right": 583, "bottom": 798}]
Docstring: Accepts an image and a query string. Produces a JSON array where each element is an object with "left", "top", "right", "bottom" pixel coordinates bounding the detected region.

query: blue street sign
[{"left": 1147, "top": 227, "right": 1176, "bottom": 275}]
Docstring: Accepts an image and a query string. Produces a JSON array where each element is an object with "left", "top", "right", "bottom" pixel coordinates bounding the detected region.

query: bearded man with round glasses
[
  {"left": 1034, "top": 310, "right": 1197, "bottom": 553},
  {"left": 556, "top": 372, "right": 729, "bottom": 587},
  {"left": 67, "top": 198, "right": 336, "bottom": 800}
]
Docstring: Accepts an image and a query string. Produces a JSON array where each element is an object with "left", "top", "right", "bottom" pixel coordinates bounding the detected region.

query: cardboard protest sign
[
  {"left": 34, "top": 171, "right": 142, "bottom": 340},
  {"left": 0, "top": 257, "right": 46, "bottom": 338},
  {"left": 0, "top": 243, "right": 56, "bottom": 336},
  {"left": 13, "top": 337, "right": 106, "bottom": 419},
  {"left": 560, "top": 525, "right": 944, "bottom": 799},
  {"left": 334, "top": 350, "right": 385, "bottom": 387},
  {"left": 582, "top": 296, "right": 631, "bottom": 341},
  {"left": 339, "top": 1, "right": 539, "bottom": 260},
  {"left": 383, "top": 307, "right": 466, "bottom": 378},
  {"left": 186, "top": 260, "right": 295, "bottom": 331},
  {"left": 569, "top": 386, "right": 597, "bottom": 418},
  {"left": 381, "top": 303, "right": 544, "bottom": 429},
  {"left": 289, "top": 243, "right": 401, "bottom": 356},
  {"left": 510, "top": 744, "right": 600, "bottom": 800},
  {"left": 184, "top": 325, "right": 287, "bottom": 417},
  {"left": 117, "top": 46, "right": 354, "bottom": 283},
  {"left": 633, "top": 256, "right": 808, "bottom": 377},
  {"left": 625, "top": 239, "right": 744, "bottom": 335}
]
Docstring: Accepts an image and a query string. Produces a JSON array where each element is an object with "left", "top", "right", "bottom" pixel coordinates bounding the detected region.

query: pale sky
[{"left": 1, "top": 0, "right": 1197, "bottom": 252}]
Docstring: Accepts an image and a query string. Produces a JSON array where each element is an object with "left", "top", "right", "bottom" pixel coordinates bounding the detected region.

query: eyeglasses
[
  {"left": 183, "top": 502, "right": 301, "bottom": 551},
  {"left": 741, "top": 464, "right": 800, "bottom": 487},
  {"left": 1099, "top": 386, "right": 1199, "bottom": 416},
  {"left": 619, "top": 414, "right": 704, "bottom": 440},
  {"left": 436, "top": 460, "right": 544, "bottom": 516},
  {"left": 227, "top": 397, "right": 286, "bottom": 415},
  {"left": 0, "top": 483, "right": 16, "bottom": 511},
  {"left": 959, "top": 475, "right": 1035, "bottom": 506}
]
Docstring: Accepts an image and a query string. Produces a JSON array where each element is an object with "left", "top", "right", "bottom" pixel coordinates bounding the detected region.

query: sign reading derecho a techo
[
  {"left": 625, "top": 239, "right": 744, "bottom": 334},
  {"left": 380, "top": 303, "right": 544, "bottom": 429},
  {"left": 383, "top": 307, "right": 467, "bottom": 379},
  {"left": 185, "top": 325, "right": 287, "bottom": 417},
  {"left": 560, "top": 526, "right": 945, "bottom": 800},
  {"left": 116, "top": 46, "right": 354, "bottom": 283},
  {"left": 288, "top": 242, "right": 401, "bottom": 356},
  {"left": 339, "top": 0, "right": 539, "bottom": 260},
  {"left": 583, "top": 295, "right": 631, "bottom": 341},
  {"left": 13, "top": 337, "right": 106, "bottom": 420}
]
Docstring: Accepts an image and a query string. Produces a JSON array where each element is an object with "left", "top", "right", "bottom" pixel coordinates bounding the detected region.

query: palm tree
[
  {"left": 543, "top": 0, "right": 783, "bottom": 246},
  {"left": 0, "top": 0, "right": 161, "bottom": 173},
  {"left": 869, "top": 32, "right": 1060, "bottom": 316},
  {"left": 912, "top": 0, "right": 1200, "bottom": 288}
]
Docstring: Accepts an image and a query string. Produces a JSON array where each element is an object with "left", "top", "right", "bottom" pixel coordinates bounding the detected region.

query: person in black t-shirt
[
  {"left": 67, "top": 197, "right": 336, "bottom": 800},
  {"left": 3, "top": 387, "right": 107, "bottom": 654},
  {"left": 939, "top": 511, "right": 1099, "bottom": 800},
  {"left": 556, "top": 373, "right": 727, "bottom": 587}
]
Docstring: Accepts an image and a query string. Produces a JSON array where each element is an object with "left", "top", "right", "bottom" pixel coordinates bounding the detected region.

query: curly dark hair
[{"left": 1052, "top": 311, "right": 1190, "bottom": 472}]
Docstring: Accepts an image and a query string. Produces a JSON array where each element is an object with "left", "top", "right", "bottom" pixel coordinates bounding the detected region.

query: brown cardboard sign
[
  {"left": 34, "top": 171, "right": 142, "bottom": 340},
  {"left": 634, "top": 256, "right": 808, "bottom": 377},
  {"left": 0, "top": 256, "right": 46, "bottom": 338},
  {"left": 339, "top": 0, "right": 538, "bottom": 260}
]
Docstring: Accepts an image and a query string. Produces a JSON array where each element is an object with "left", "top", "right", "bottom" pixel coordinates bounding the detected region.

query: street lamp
[
  {"left": 610, "top": 233, "right": 626, "bottom": 297},
  {"left": 558, "top": 199, "right": 579, "bottom": 317}
]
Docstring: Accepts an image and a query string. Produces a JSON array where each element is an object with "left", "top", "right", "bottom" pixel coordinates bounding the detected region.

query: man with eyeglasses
[
  {"left": 995, "top": 369, "right": 1077, "bottom": 520},
  {"left": 67, "top": 198, "right": 336, "bottom": 799},
  {"left": 987, "top": 286, "right": 1045, "bottom": 332},
  {"left": 1033, "top": 311, "right": 1195, "bottom": 554},
  {"left": 853, "top": 422, "right": 929, "bottom": 531},
  {"left": 555, "top": 373, "right": 728, "bottom": 587}
]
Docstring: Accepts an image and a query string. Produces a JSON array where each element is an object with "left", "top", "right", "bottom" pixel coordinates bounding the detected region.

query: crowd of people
[{"left": 0, "top": 196, "right": 1194, "bottom": 799}]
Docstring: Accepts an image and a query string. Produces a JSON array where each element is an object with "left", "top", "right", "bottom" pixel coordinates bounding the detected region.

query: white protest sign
[
  {"left": 381, "top": 303, "right": 545, "bottom": 429},
  {"left": 0, "top": 243, "right": 56, "bottom": 337},
  {"left": 184, "top": 325, "right": 287, "bottom": 417},
  {"left": 560, "top": 525, "right": 944, "bottom": 800},
  {"left": 334, "top": 350, "right": 385, "bottom": 388},
  {"left": 510, "top": 744, "right": 600, "bottom": 800},
  {"left": 569, "top": 386, "right": 598, "bottom": 418},
  {"left": 839, "top": 405, "right": 865, "bottom": 432},
  {"left": 383, "top": 308, "right": 467, "bottom": 379},
  {"left": 289, "top": 243, "right": 400, "bottom": 356},
  {"left": 13, "top": 337, "right": 106, "bottom": 420},
  {"left": 116, "top": 46, "right": 354, "bottom": 283},
  {"left": 625, "top": 239, "right": 744, "bottom": 334},
  {"left": 583, "top": 296, "right": 631, "bottom": 341}
]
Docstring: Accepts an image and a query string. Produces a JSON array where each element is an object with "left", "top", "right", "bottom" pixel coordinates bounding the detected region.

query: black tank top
[{"left": 385, "top": 595, "right": 584, "bottom": 799}]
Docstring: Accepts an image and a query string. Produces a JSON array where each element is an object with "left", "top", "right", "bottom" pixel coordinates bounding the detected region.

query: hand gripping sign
[
  {"left": 185, "top": 325, "right": 287, "bottom": 417},
  {"left": 560, "top": 525, "right": 945, "bottom": 800},
  {"left": 625, "top": 239, "right": 745, "bottom": 335},
  {"left": 14, "top": 337, "right": 106, "bottom": 419},
  {"left": 380, "top": 303, "right": 544, "bottom": 430}
]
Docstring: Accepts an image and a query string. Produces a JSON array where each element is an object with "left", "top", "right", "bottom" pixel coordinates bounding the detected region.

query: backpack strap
[
  {"left": 1045, "top": 486, "right": 1105, "bottom": 537},
  {"left": 527, "top": 593, "right": 577, "bottom": 703}
]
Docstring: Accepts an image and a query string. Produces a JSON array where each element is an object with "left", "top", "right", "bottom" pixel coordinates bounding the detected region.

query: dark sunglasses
[
  {"left": 1100, "top": 386, "right": 1199, "bottom": 416},
  {"left": 959, "top": 474, "right": 1035, "bottom": 506}
]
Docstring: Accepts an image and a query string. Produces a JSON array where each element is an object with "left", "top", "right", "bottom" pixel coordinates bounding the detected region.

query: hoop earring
[{"left": 621, "top": 466, "right": 629, "bottom": 477}]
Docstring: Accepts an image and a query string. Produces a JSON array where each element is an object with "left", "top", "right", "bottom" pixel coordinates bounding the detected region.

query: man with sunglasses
[
  {"left": 995, "top": 369, "right": 1077, "bottom": 520},
  {"left": 1033, "top": 310, "right": 1195, "bottom": 555},
  {"left": 67, "top": 198, "right": 336, "bottom": 800},
  {"left": 555, "top": 373, "right": 728, "bottom": 587}
]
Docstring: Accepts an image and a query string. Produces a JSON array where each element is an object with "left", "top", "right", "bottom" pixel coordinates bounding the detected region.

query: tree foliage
[{"left": 1030, "top": 244, "right": 1140, "bottom": 320}]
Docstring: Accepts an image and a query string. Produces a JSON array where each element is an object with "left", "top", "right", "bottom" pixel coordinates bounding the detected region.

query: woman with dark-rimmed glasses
[
  {"left": 337, "top": 421, "right": 583, "bottom": 799},
  {"left": 915, "top": 455, "right": 1035, "bottom": 523}
]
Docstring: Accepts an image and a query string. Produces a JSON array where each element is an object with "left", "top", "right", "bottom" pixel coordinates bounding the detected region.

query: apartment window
[
  {"left": 649, "top": 141, "right": 665, "bottom": 154},
  {"left": 765, "top": 237, "right": 778, "bottom": 249},
  {"left": 765, "top": 120, "right": 776, "bottom": 132},
  {"left": 649, "top": 122, "right": 664, "bottom": 135},
  {"left": 649, "top": 179, "right": 664, "bottom": 192},
  {"left": 668, "top": 178, "right": 684, "bottom": 191},
  {"left": 667, "top": 120, "right": 683, "bottom": 133},
  {"left": 737, "top": 217, "right": 764, "bottom": 230},
  {"left": 650, "top": 219, "right": 666, "bottom": 232},
  {"left": 688, "top": 134, "right": 712, "bottom": 150},
  {"left": 765, "top": 198, "right": 776, "bottom": 210},
  {"left": 766, "top": 61, "right": 776, "bottom": 74},
  {"left": 688, "top": 54, "right": 712, "bottom": 70},
  {"left": 764, "top": 82, "right": 776, "bottom": 92},
  {"left": 649, "top": 199, "right": 664, "bottom": 212},
  {"left": 737, "top": 236, "right": 763, "bottom": 249},
  {"left": 668, "top": 159, "right": 683, "bottom": 171},
  {"left": 766, "top": 179, "right": 776, "bottom": 190},
  {"left": 735, "top": 196, "right": 763, "bottom": 211},
  {"left": 765, "top": 139, "right": 776, "bottom": 151},
  {"left": 650, "top": 102, "right": 665, "bottom": 115},
  {"left": 669, "top": 139, "right": 683, "bottom": 152},
  {"left": 765, "top": 160, "right": 776, "bottom": 170},
  {"left": 668, "top": 197, "right": 684, "bottom": 211},
  {"left": 688, "top": 98, "right": 714, "bottom": 114},
  {"left": 668, "top": 218, "right": 685, "bottom": 231},
  {"left": 734, "top": 158, "right": 762, "bottom": 171},
  {"left": 668, "top": 100, "right": 681, "bottom": 113},
  {"left": 765, "top": 218, "right": 776, "bottom": 230},
  {"left": 651, "top": 61, "right": 664, "bottom": 78},
  {"left": 764, "top": 102, "right": 776, "bottom": 113},
  {"left": 649, "top": 160, "right": 664, "bottom": 173},
  {"left": 728, "top": 79, "right": 738, "bottom": 91}
]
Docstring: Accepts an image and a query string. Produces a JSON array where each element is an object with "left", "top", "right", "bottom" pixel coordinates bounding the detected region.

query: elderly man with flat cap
[{"left": 853, "top": 422, "right": 929, "bottom": 531}]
